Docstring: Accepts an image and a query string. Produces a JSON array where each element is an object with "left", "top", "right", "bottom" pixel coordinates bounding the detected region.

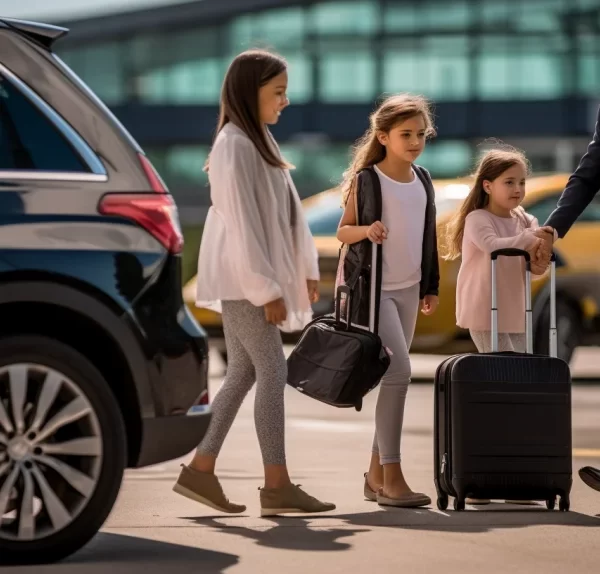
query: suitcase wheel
[
  {"left": 559, "top": 495, "right": 570, "bottom": 512},
  {"left": 437, "top": 495, "right": 448, "bottom": 511},
  {"left": 546, "top": 497, "right": 556, "bottom": 511},
  {"left": 453, "top": 498, "right": 465, "bottom": 511}
]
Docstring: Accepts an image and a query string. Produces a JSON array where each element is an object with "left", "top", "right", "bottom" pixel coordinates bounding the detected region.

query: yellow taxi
[{"left": 184, "top": 173, "right": 600, "bottom": 364}]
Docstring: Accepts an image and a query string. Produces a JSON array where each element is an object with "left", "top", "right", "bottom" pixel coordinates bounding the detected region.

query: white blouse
[{"left": 195, "top": 122, "right": 320, "bottom": 333}]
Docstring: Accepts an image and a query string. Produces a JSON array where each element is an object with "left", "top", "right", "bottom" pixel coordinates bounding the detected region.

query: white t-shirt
[{"left": 374, "top": 165, "right": 427, "bottom": 291}]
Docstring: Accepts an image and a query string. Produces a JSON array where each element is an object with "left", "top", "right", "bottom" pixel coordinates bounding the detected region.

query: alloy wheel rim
[{"left": 0, "top": 364, "right": 103, "bottom": 541}]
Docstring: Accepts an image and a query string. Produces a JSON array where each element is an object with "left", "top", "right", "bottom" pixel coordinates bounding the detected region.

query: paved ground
[{"left": 12, "top": 349, "right": 600, "bottom": 574}]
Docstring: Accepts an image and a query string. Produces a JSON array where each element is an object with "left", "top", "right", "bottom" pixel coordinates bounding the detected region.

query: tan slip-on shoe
[
  {"left": 466, "top": 498, "right": 491, "bottom": 505},
  {"left": 259, "top": 483, "right": 336, "bottom": 517},
  {"left": 172, "top": 464, "right": 246, "bottom": 514},
  {"left": 364, "top": 473, "right": 377, "bottom": 502},
  {"left": 377, "top": 489, "right": 432, "bottom": 508}
]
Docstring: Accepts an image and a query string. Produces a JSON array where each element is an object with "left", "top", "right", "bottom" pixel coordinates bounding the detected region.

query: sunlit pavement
[{"left": 16, "top": 347, "right": 600, "bottom": 574}]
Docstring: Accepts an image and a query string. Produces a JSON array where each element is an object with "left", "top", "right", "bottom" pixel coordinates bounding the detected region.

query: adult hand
[
  {"left": 533, "top": 226, "right": 555, "bottom": 269},
  {"left": 420, "top": 295, "right": 439, "bottom": 316},
  {"left": 264, "top": 297, "right": 287, "bottom": 325},
  {"left": 366, "top": 221, "right": 388, "bottom": 244},
  {"left": 525, "top": 237, "right": 546, "bottom": 274},
  {"left": 524, "top": 236, "right": 550, "bottom": 275},
  {"left": 533, "top": 226, "right": 554, "bottom": 252},
  {"left": 307, "top": 279, "right": 319, "bottom": 303}
]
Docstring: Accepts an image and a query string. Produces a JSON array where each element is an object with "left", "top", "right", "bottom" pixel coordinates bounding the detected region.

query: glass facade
[{"left": 56, "top": 0, "right": 600, "bottom": 199}]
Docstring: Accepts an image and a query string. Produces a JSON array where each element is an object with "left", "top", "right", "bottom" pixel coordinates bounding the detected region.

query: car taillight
[
  {"left": 138, "top": 153, "right": 169, "bottom": 193},
  {"left": 198, "top": 389, "right": 209, "bottom": 405},
  {"left": 99, "top": 193, "right": 184, "bottom": 253}
]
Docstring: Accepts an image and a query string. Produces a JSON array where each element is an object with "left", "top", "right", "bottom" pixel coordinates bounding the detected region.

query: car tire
[
  {"left": 0, "top": 335, "right": 127, "bottom": 565},
  {"left": 534, "top": 297, "right": 581, "bottom": 365}
]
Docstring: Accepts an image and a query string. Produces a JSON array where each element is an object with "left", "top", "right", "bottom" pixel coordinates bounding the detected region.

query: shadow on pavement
[
  {"left": 11, "top": 532, "right": 239, "bottom": 574},
  {"left": 187, "top": 516, "right": 368, "bottom": 552},
  {"left": 186, "top": 504, "right": 600, "bottom": 553},
  {"left": 335, "top": 504, "right": 600, "bottom": 533}
]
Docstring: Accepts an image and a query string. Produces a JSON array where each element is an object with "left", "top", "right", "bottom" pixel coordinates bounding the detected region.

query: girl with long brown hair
[
  {"left": 173, "top": 49, "right": 334, "bottom": 517},
  {"left": 444, "top": 145, "right": 551, "bottom": 504},
  {"left": 337, "top": 94, "right": 440, "bottom": 508}
]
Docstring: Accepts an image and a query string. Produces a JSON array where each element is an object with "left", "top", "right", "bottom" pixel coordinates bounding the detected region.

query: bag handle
[
  {"left": 335, "top": 285, "right": 352, "bottom": 330},
  {"left": 490, "top": 249, "right": 557, "bottom": 356},
  {"left": 363, "top": 168, "right": 383, "bottom": 336}
]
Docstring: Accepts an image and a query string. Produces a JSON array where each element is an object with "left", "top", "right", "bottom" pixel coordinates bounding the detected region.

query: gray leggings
[
  {"left": 470, "top": 330, "right": 526, "bottom": 353},
  {"left": 372, "top": 283, "right": 420, "bottom": 465},
  {"left": 196, "top": 300, "right": 287, "bottom": 465}
]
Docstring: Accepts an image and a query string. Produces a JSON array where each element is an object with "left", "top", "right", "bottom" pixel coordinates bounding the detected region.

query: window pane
[
  {"left": 139, "top": 58, "right": 224, "bottom": 104},
  {"left": 421, "top": 0, "right": 470, "bottom": 29},
  {"left": 383, "top": 37, "right": 470, "bottom": 100},
  {"left": 229, "top": 14, "right": 254, "bottom": 53},
  {"left": 418, "top": 141, "right": 472, "bottom": 178},
  {"left": 284, "top": 54, "right": 313, "bottom": 104},
  {"left": 480, "top": 0, "right": 510, "bottom": 25},
  {"left": 384, "top": 53, "right": 469, "bottom": 100},
  {"left": 311, "top": 1, "right": 379, "bottom": 35},
  {"left": 578, "top": 55, "right": 600, "bottom": 96},
  {"left": 0, "top": 75, "right": 87, "bottom": 172},
  {"left": 229, "top": 8, "right": 305, "bottom": 52},
  {"left": 384, "top": 4, "right": 417, "bottom": 32},
  {"left": 577, "top": 34, "right": 600, "bottom": 96},
  {"left": 281, "top": 143, "right": 349, "bottom": 197},
  {"left": 519, "top": 55, "right": 563, "bottom": 97},
  {"left": 476, "top": 37, "right": 564, "bottom": 99},
  {"left": 517, "top": 0, "right": 563, "bottom": 32},
  {"left": 385, "top": 1, "right": 469, "bottom": 31},
  {"left": 319, "top": 52, "right": 376, "bottom": 102},
  {"left": 62, "top": 43, "right": 124, "bottom": 104},
  {"left": 309, "top": 146, "right": 350, "bottom": 190}
]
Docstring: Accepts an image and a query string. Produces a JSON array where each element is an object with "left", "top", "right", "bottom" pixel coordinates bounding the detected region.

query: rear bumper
[{"left": 135, "top": 407, "right": 212, "bottom": 467}]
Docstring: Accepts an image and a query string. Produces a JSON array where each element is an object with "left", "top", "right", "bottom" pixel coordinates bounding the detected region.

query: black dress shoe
[{"left": 579, "top": 466, "right": 600, "bottom": 493}]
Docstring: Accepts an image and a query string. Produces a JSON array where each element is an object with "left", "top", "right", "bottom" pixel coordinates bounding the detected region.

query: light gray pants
[
  {"left": 196, "top": 300, "right": 287, "bottom": 465},
  {"left": 372, "top": 283, "right": 421, "bottom": 465},
  {"left": 469, "top": 330, "right": 526, "bottom": 353}
]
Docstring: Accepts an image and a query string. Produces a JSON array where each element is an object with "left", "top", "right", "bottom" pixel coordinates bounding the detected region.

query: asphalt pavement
[{"left": 9, "top": 346, "right": 600, "bottom": 574}]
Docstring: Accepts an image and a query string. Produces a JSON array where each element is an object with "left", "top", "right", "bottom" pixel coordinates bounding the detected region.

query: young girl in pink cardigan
[{"left": 444, "top": 145, "right": 551, "bottom": 505}]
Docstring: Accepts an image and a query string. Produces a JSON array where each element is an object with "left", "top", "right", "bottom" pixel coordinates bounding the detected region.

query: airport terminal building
[{"left": 14, "top": 0, "right": 600, "bottom": 209}]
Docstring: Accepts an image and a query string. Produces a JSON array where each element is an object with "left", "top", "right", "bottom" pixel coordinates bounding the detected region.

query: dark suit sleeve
[{"left": 545, "top": 106, "right": 600, "bottom": 238}]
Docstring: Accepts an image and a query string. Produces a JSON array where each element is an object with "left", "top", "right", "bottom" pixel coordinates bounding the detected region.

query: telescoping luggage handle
[
  {"left": 490, "top": 248, "right": 557, "bottom": 356},
  {"left": 336, "top": 243, "right": 380, "bottom": 334}
]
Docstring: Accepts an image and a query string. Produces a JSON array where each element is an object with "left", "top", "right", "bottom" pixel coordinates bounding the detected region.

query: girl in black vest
[{"left": 337, "top": 94, "right": 440, "bottom": 508}]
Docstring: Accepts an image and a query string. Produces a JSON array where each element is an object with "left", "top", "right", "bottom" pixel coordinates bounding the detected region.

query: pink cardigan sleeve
[{"left": 464, "top": 211, "right": 538, "bottom": 253}]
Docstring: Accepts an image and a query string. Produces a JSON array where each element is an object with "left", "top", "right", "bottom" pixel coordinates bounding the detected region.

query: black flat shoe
[{"left": 579, "top": 466, "right": 600, "bottom": 493}]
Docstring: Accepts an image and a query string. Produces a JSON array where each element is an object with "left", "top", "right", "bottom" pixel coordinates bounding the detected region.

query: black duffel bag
[{"left": 286, "top": 284, "right": 390, "bottom": 411}]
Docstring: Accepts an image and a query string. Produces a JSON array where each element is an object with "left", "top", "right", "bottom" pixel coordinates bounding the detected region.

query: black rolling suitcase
[
  {"left": 434, "top": 248, "right": 572, "bottom": 511},
  {"left": 286, "top": 245, "right": 390, "bottom": 411}
]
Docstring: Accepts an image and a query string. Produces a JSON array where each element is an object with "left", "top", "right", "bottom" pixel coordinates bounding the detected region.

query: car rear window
[{"left": 0, "top": 74, "right": 87, "bottom": 172}]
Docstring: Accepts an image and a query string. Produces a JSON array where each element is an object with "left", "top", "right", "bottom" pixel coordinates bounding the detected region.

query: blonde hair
[
  {"left": 443, "top": 145, "right": 531, "bottom": 260},
  {"left": 339, "top": 93, "right": 436, "bottom": 206}
]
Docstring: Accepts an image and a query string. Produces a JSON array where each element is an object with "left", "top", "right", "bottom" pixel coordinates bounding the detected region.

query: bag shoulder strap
[{"left": 357, "top": 166, "right": 383, "bottom": 335}]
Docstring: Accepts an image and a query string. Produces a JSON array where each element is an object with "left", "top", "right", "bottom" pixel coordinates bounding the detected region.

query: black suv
[{"left": 0, "top": 18, "right": 211, "bottom": 564}]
